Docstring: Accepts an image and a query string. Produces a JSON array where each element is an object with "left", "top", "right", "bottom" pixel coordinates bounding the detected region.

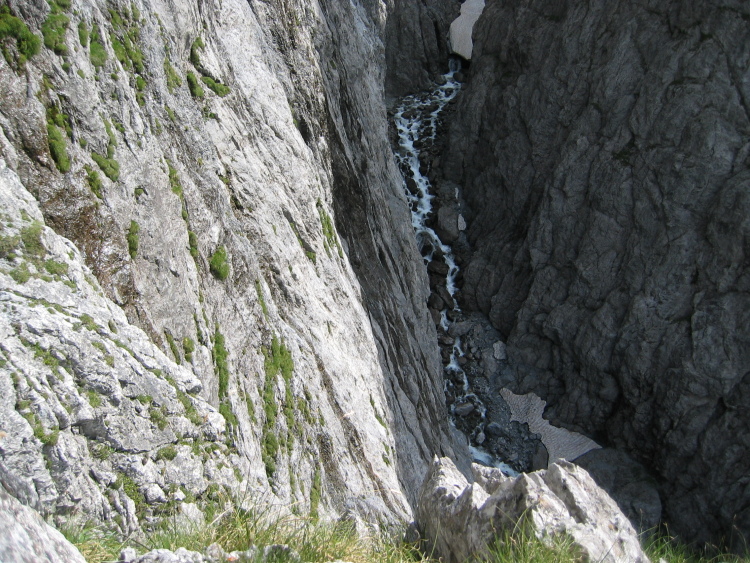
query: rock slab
[
  {"left": 442, "top": 0, "right": 750, "bottom": 546},
  {"left": 417, "top": 456, "right": 649, "bottom": 563},
  {"left": 0, "top": 483, "right": 86, "bottom": 563}
]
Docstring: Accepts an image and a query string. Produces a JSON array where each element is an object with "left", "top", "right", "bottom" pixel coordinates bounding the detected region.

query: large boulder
[
  {"left": 417, "top": 456, "right": 649, "bottom": 563},
  {"left": 0, "top": 484, "right": 86, "bottom": 563}
]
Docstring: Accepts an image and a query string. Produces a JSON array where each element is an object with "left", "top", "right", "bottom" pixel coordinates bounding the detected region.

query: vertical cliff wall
[
  {"left": 0, "top": 0, "right": 461, "bottom": 533},
  {"left": 442, "top": 0, "right": 750, "bottom": 547},
  {"left": 384, "top": 0, "right": 459, "bottom": 99}
]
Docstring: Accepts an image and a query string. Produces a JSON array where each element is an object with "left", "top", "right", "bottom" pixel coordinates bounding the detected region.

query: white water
[{"left": 394, "top": 63, "right": 512, "bottom": 475}]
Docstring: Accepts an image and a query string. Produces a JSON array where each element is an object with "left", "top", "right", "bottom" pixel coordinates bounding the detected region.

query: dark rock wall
[
  {"left": 384, "top": 0, "right": 460, "bottom": 99},
  {"left": 442, "top": 0, "right": 750, "bottom": 547}
]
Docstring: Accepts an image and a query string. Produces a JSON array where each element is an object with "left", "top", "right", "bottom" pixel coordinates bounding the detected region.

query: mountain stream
[{"left": 393, "top": 62, "right": 517, "bottom": 476}]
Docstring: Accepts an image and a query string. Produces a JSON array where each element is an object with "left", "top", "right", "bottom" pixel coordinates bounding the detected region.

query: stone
[
  {"left": 0, "top": 483, "right": 86, "bottom": 563},
  {"left": 435, "top": 206, "right": 461, "bottom": 244},
  {"left": 143, "top": 483, "right": 168, "bottom": 505},
  {"left": 454, "top": 402, "right": 475, "bottom": 417},
  {"left": 131, "top": 548, "right": 204, "bottom": 563},
  {"left": 492, "top": 341, "right": 506, "bottom": 361},
  {"left": 417, "top": 457, "right": 649, "bottom": 563}
]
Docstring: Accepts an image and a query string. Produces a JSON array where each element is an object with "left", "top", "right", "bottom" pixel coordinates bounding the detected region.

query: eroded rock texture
[
  {"left": 384, "top": 0, "right": 460, "bottom": 98},
  {"left": 0, "top": 483, "right": 86, "bottom": 563},
  {"left": 417, "top": 457, "right": 648, "bottom": 563},
  {"left": 442, "top": 0, "right": 750, "bottom": 547},
  {"left": 0, "top": 0, "right": 462, "bottom": 536}
]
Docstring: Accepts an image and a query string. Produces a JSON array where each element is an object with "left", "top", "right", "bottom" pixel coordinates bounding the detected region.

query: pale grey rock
[
  {"left": 143, "top": 483, "right": 167, "bottom": 505},
  {"left": 417, "top": 457, "right": 649, "bottom": 563},
  {"left": 131, "top": 548, "right": 204, "bottom": 563},
  {"left": 0, "top": 160, "right": 240, "bottom": 534},
  {"left": 492, "top": 341, "right": 506, "bottom": 361},
  {"left": 442, "top": 0, "right": 750, "bottom": 546},
  {"left": 176, "top": 502, "right": 205, "bottom": 529},
  {"left": 0, "top": 483, "right": 86, "bottom": 563}
]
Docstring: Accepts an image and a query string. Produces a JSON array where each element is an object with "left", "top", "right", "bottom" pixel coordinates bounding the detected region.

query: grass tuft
[
  {"left": 186, "top": 71, "right": 204, "bottom": 99},
  {"left": 201, "top": 76, "right": 230, "bottom": 97},
  {"left": 0, "top": 6, "right": 41, "bottom": 68},
  {"left": 213, "top": 325, "right": 229, "bottom": 399},
  {"left": 127, "top": 220, "right": 139, "bottom": 258},
  {"left": 209, "top": 245, "right": 229, "bottom": 280}
]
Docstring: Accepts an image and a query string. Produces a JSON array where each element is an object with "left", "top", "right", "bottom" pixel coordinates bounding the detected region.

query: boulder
[
  {"left": 417, "top": 456, "right": 649, "bottom": 563},
  {"left": 0, "top": 484, "right": 86, "bottom": 563}
]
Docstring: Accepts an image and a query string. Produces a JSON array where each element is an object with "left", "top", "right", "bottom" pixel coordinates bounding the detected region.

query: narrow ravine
[{"left": 393, "top": 61, "right": 515, "bottom": 475}]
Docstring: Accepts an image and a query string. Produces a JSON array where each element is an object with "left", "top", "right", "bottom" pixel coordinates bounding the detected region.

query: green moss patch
[
  {"left": 0, "top": 6, "right": 41, "bottom": 69},
  {"left": 186, "top": 71, "right": 204, "bottom": 99},
  {"left": 209, "top": 245, "right": 229, "bottom": 280},
  {"left": 127, "top": 220, "right": 139, "bottom": 258},
  {"left": 41, "top": 2, "right": 70, "bottom": 56},
  {"left": 201, "top": 76, "right": 230, "bottom": 97}
]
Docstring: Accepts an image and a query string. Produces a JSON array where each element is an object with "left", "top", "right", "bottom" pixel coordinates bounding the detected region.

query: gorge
[{"left": 0, "top": 0, "right": 747, "bottom": 560}]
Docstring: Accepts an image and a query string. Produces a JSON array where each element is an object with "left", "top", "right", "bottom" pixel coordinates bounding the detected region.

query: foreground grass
[
  {"left": 63, "top": 500, "right": 426, "bottom": 563},
  {"left": 62, "top": 503, "right": 750, "bottom": 563}
]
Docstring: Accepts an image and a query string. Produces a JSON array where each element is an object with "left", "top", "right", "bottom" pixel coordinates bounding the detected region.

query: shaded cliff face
[
  {"left": 384, "top": 0, "right": 459, "bottom": 99},
  {"left": 443, "top": 0, "right": 750, "bottom": 547},
  {"left": 0, "top": 0, "right": 460, "bottom": 531}
]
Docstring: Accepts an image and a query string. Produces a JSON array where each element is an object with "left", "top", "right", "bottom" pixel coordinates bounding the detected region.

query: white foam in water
[{"left": 469, "top": 446, "right": 519, "bottom": 477}]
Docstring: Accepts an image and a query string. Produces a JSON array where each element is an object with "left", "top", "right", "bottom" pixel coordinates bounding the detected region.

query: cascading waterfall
[{"left": 393, "top": 61, "right": 515, "bottom": 475}]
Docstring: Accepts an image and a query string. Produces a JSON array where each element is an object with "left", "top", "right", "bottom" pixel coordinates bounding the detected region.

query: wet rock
[
  {"left": 418, "top": 457, "right": 649, "bottom": 563},
  {"left": 435, "top": 206, "right": 461, "bottom": 244},
  {"left": 427, "top": 260, "right": 450, "bottom": 276},
  {"left": 454, "top": 402, "right": 475, "bottom": 417},
  {"left": 485, "top": 422, "right": 503, "bottom": 437},
  {"left": 428, "top": 293, "right": 445, "bottom": 310}
]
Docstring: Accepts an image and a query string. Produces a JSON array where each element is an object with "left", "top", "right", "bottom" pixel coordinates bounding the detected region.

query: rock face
[
  {"left": 384, "top": 0, "right": 460, "bottom": 98},
  {"left": 442, "top": 0, "right": 750, "bottom": 547},
  {"left": 573, "top": 448, "right": 662, "bottom": 534},
  {"left": 417, "top": 456, "right": 649, "bottom": 563},
  {"left": 0, "top": 0, "right": 462, "bottom": 539},
  {"left": 0, "top": 158, "right": 242, "bottom": 535},
  {"left": 0, "top": 483, "right": 86, "bottom": 563}
]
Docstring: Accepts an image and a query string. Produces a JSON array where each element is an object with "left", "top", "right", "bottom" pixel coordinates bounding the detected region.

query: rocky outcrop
[
  {"left": 441, "top": 0, "right": 750, "bottom": 547},
  {"left": 0, "top": 159, "right": 241, "bottom": 535},
  {"left": 417, "top": 456, "right": 648, "bottom": 563},
  {"left": 0, "top": 483, "right": 86, "bottom": 563},
  {"left": 0, "top": 0, "right": 461, "bottom": 537}
]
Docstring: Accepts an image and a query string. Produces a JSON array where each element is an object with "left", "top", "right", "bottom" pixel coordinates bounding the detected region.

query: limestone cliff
[
  {"left": 442, "top": 0, "right": 750, "bottom": 548},
  {"left": 0, "top": 0, "right": 461, "bottom": 534}
]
